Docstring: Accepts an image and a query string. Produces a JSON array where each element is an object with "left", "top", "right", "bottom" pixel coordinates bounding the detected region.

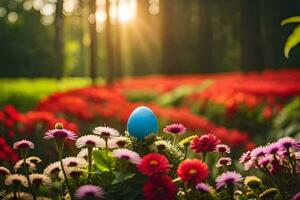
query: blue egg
[{"left": 127, "top": 106, "right": 158, "bottom": 140}]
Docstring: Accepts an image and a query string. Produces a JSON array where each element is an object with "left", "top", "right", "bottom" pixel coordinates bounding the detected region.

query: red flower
[
  {"left": 177, "top": 159, "right": 209, "bottom": 183},
  {"left": 138, "top": 153, "right": 171, "bottom": 177},
  {"left": 143, "top": 175, "right": 177, "bottom": 200},
  {"left": 190, "top": 134, "right": 221, "bottom": 153}
]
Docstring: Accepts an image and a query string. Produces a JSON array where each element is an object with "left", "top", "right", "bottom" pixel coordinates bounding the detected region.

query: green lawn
[{"left": 0, "top": 78, "right": 102, "bottom": 111}]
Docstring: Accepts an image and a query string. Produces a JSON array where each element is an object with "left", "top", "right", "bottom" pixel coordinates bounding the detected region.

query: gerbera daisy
[
  {"left": 258, "top": 155, "right": 273, "bottom": 168},
  {"left": 14, "top": 159, "right": 36, "bottom": 172},
  {"left": 77, "top": 148, "right": 89, "bottom": 160},
  {"left": 244, "top": 176, "right": 262, "bottom": 189},
  {"left": 112, "top": 149, "right": 141, "bottom": 165},
  {"left": 93, "top": 126, "right": 120, "bottom": 140},
  {"left": 265, "top": 142, "right": 282, "bottom": 154},
  {"left": 108, "top": 136, "right": 131, "bottom": 148},
  {"left": 0, "top": 166, "right": 10, "bottom": 176},
  {"left": 43, "top": 161, "right": 61, "bottom": 176},
  {"left": 75, "top": 185, "right": 104, "bottom": 199},
  {"left": 178, "top": 135, "right": 197, "bottom": 149},
  {"left": 163, "top": 123, "right": 186, "bottom": 134},
  {"left": 138, "top": 153, "right": 171, "bottom": 177},
  {"left": 250, "top": 146, "right": 266, "bottom": 158},
  {"left": 143, "top": 175, "right": 177, "bottom": 200},
  {"left": 195, "top": 182, "right": 212, "bottom": 193},
  {"left": 44, "top": 125, "right": 77, "bottom": 141},
  {"left": 215, "top": 144, "right": 231, "bottom": 154},
  {"left": 277, "top": 137, "right": 300, "bottom": 150},
  {"left": 62, "top": 157, "right": 86, "bottom": 168},
  {"left": 75, "top": 134, "right": 104, "bottom": 148},
  {"left": 177, "top": 159, "right": 209, "bottom": 183},
  {"left": 190, "top": 134, "right": 221, "bottom": 153},
  {"left": 5, "top": 174, "right": 28, "bottom": 187},
  {"left": 27, "top": 156, "right": 42, "bottom": 164},
  {"left": 59, "top": 167, "right": 85, "bottom": 180},
  {"left": 239, "top": 151, "right": 251, "bottom": 164},
  {"left": 29, "top": 173, "right": 51, "bottom": 186},
  {"left": 153, "top": 140, "right": 172, "bottom": 151},
  {"left": 13, "top": 140, "right": 34, "bottom": 150},
  {"left": 216, "top": 157, "right": 232, "bottom": 168},
  {"left": 215, "top": 171, "right": 242, "bottom": 189}
]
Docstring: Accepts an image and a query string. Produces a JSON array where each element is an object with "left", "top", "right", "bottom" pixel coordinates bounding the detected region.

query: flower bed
[{"left": 0, "top": 120, "right": 299, "bottom": 200}]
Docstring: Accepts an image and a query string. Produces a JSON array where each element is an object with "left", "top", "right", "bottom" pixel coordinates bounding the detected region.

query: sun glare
[{"left": 96, "top": 0, "right": 137, "bottom": 24}]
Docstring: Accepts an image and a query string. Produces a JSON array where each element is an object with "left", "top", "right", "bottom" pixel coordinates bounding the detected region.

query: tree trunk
[
  {"left": 114, "top": 0, "right": 122, "bottom": 78},
  {"left": 55, "top": 0, "right": 64, "bottom": 79},
  {"left": 161, "top": 0, "right": 178, "bottom": 74},
  {"left": 106, "top": 0, "right": 115, "bottom": 85},
  {"left": 89, "top": 0, "right": 97, "bottom": 84},
  {"left": 78, "top": 0, "right": 86, "bottom": 74},
  {"left": 198, "top": 0, "right": 213, "bottom": 72},
  {"left": 240, "top": 0, "right": 264, "bottom": 72}
]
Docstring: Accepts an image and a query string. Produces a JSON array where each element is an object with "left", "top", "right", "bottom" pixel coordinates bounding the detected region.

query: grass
[{"left": 0, "top": 78, "right": 103, "bottom": 111}]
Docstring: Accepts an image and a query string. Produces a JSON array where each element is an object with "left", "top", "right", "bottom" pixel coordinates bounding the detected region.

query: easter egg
[{"left": 127, "top": 106, "right": 158, "bottom": 140}]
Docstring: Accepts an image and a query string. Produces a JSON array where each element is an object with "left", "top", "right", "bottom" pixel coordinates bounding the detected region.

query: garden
[{"left": 0, "top": 0, "right": 300, "bottom": 200}]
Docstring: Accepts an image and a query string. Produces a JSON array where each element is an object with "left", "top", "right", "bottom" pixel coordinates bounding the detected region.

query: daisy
[
  {"left": 258, "top": 155, "right": 273, "bottom": 168},
  {"left": 163, "top": 123, "right": 186, "bottom": 134},
  {"left": 75, "top": 185, "right": 105, "bottom": 199},
  {"left": 177, "top": 159, "right": 209, "bottom": 183},
  {"left": 244, "top": 176, "right": 262, "bottom": 189},
  {"left": 277, "top": 137, "right": 300, "bottom": 150},
  {"left": 216, "top": 157, "right": 232, "bottom": 168},
  {"left": 265, "top": 142, "right": 282, "bottom": 154},
  {"left": 259, "top": 188, "right": 278, "bottom": 199},
  {"left": 59, "top": 167, "right": 85, "bottom": 180},
  {"left": 62, "top": 157, "right": 87, "bottom": 168},
  {"left": 138, "top": 153, "right": 171, "bottom": 177},
  {"left": 112, "top": 149, "right": 141, "bottom": 165},
  {"left": 215, "top": 144, "right": 231, "bottom": 154},
  {"left": 29, "top": 173, "right": 51, "bottom": 186},
  {"left": 190, "top": 134, "right": 221, "bottom": 153},
  {"left": 178, "top": 135, "right": 197, "bottom": 148},
  {"left": 44, "top": 129, "right": 77, "bottom": 141},
  {"left": 195, "top": 183, "right": 212, "bottom": 193},
  {"left": 5, "top": 174, "right": 28, "bottom": 187},
  {"left": 13, "top": 140, "right": 34, "bottom": 150},
  {"left": 77, "top": 148, "right": 89, "bottom": 160},
  {"left": 292, "top": 192, "right": 300, "bottom": 200},
  {"left": 215, "top": 171, "right": 242, "bottom": 189},
  {"left": 14, "top": 159, "right": 36, "bottom": 172},
  {"left": 153, "top": 140, "right": 172, "bottom": 151},
  {"left": 43, "top": 161, "right": 61, "bottom": 176},
  {"left": 27, "top": 156, "right": 42, "bottom": 164},
  {"left": 0, "top": 166, "right": 10, "bottom": 176},
  {"left": 250, "top": 146, "right": 266, "bottom": 158},
  {"left": 75, "top": 134, "right": 104, "bottom": 148},
  {"left": 108, "top": 136, "right": 131, "bottom": 148},
  {"left": 239, "top": 151, "right": 251, "bottom": 164},
  {"left": 143, "top": 175, "right": 177, "bottom": 200},
  {"left": 93, "top": 126, "right": 119, "bottom": 139},
  {"left": 3, "top": 192, "right": 32, "bottom": 200}
]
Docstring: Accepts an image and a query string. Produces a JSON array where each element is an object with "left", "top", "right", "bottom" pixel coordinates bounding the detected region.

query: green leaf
[
  {"left": 93, "top": 150, "right": 115, "bottom": 172},
  {"left": 283, "top": 25, "right": 300, "bottom": 58},
  {"left": 281, "top": 16, "right": 300, "bottom": 26},
  {"left": 112, "top": 172, "right": 135, "bottom": 185}
]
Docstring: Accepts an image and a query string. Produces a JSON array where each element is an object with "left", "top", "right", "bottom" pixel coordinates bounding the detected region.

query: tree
[
  {"left": 106, "top": 0, "right": 115, "bottom": 84},
  {"left": 240, "top": 0, "right": 264, "bottom": 71},
  {"left": 55, "top": 0, "right": 64, "bottom": 79},
  {"left": 89, "top": 0, "right": 97, "bottom": 84}
]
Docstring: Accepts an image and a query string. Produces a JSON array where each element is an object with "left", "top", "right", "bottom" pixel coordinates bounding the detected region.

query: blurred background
[
  {"left": 0, "top": 0, "right": 300, "bottom": 164},
  {"left": 1, "top": 0, "right": 300, "bottom": 79}
]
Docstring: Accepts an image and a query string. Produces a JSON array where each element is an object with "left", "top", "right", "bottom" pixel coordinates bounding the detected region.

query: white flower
[
  {"left": 5, "top": 174, "right": 28, "bottom": 187},
  {"left": 75, "top": 134, "right": 104, "bottom": 149},
  {"left": 14, "top": 159, "right": 36, "bottom": 172},
  {"left": 29, "top": 173, "right": 51, "bottom": 185},
  {"left": 27, "top": 156, "right": 42, "bottom": 164},
  {"left": 43, "top": 161, "right": 61, "bottom": 176},
  {"left": 62, "top": 157, "right": 87, "bottom": 168},
  {"left": 93, "top": 126, "right": 120, "bottom": 139},
  {"left": 0, "top": 166, "right": 10, "bottom": 175},
  {"left": 58, "top": 167, "right": 85, "bottom": 180},
  {"left": 112, "top": 148, "right": 141, "bottom": 165},
  {"left": 108, "top": 136, "right": 131, "bottom": 149}
]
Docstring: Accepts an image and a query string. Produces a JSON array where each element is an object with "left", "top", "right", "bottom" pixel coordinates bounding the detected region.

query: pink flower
[
  {"left": 163, "top": 123, "right": 186, "bottom": 134},
  {"left": 44, "top": 129, "right": 77, "bottom": 140},
  {"left": 13, "top": 140, "right": 34, "bottom": 150}
]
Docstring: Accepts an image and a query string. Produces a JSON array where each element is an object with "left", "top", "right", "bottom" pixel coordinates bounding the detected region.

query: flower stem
[
  {"left": 173, "top": 133, "right": 179, "bottom": 147},
  {"left": 184, "top": 146, "right": 188, "bottom": 160},
  {"left": 88, "top": 147, "right": 93, "bottom": 178},
  {"left": 22, "top": 154, "right": 36, "bottom": 200},
  {"left": 202, "top": 152, "right": 207, "bottom": 163},
  {"left": 57, "top": 143, "right": 74, "bottom": 200}
]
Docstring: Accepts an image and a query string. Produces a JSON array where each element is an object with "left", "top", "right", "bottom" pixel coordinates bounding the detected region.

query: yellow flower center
[
  {"left": 188, "top": 168, "right": 197, "bottom": 175},
  {"left": 149, "top": 160, "right": 158, "bottom": 166}
]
